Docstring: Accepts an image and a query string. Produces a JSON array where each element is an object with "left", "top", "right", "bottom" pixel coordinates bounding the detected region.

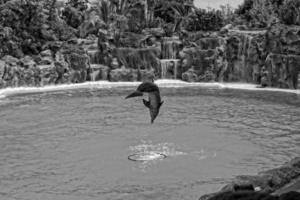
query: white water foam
[
  {"left": 129, "top": 141, "right": 188, "bottom": 171},
  {"left": 0, "top": 80, "right": 299, "bottom": 99},
  {"left": 129, "top": 141, "right": 187, "bottom": 158},
  {"left": 128, "top": 141, "right": 216, "bottom": 172}
]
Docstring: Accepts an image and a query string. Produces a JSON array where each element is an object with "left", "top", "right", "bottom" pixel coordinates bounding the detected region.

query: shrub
[
  {"left": 279, "top": 0, "right": 300, "bottom": 25},
  {"left": 186, "top": 9, "right": 224, "bottom": 31}
]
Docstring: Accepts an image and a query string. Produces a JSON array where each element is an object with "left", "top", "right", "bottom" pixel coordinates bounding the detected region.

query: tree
[
  {"left": 186, "top": 8, "right": 224, "bottom": 31},
  {"left": 279, "top": 0, "right": 300, "bottom": 25},
  {"left": 62, "top": 0, "right": 89, "bottom": 28},
  {"left": 235, "top": 0, "right": 288, "bottom": 28},
  {"left": 0, "top": 0, "right": 47, "bottom": 55},
  {"left": 220, "top": 4, "right": 235, "bottom": 25},
  {"left": 0, "top": 0, "right": 76, "bottom": 57}
]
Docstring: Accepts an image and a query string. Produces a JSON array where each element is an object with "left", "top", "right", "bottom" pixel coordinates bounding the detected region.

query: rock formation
[
  {"left": 200, "top": 157, "right": 300, "bottom": 200},
  {"left": 0, "top": 23, "right": 299, "bottom": 89}
]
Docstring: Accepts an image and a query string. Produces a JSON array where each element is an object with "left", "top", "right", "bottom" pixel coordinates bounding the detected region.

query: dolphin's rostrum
[{"left": 125, "top": 82, "right": 164, "bottom": 123}]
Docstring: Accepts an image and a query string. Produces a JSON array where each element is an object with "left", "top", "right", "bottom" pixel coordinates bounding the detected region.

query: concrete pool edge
[
  {"left": 199, "top": 157, "right": 300, "bottom": 200},
  {"left": 0, "top": 80, "right": 299, "bottom": 99}
]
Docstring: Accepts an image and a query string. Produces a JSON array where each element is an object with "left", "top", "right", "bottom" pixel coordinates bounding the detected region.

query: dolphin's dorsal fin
[
  {"left": 159, "top": 101, "right": 164, "bottom": 108},
  {"left": 143, "top": 99, "right": 151, "bottom": 108}
]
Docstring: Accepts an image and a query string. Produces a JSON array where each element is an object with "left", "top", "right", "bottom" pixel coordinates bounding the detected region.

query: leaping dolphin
[{"left": 125, "top": 81, "right": 164, "bottom": 123}]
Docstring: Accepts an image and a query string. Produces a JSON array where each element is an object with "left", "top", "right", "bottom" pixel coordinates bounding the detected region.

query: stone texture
[
  {"left": 178, "top": 26, "right": 299, "bottom": 89},
  {"left": 40, "top": 49, "right": 52, "bottom": 57},
  {"left": 266, "top": 24, "right": 300, "bottom": 55},
  {"left": 109, "top": 67, "right": 138, "bottom": 82},
  {"left": 0, "top": 60, "right": 6, "bottom": 85},
  {"left": 266, "top": 53, "right": 300, "bottom": 89},
  {"left": 200, "top": 157, "right": 300, "bottom": 200},
  {"left": 195, "top": 37, "right": 223, "bottom": 50},
  {"left": 38, "top": 64, "right": 58, "bottom": 86},
  {"left": 139, "top": 69, "right": 155, "bottom": 82},
  {"left": 65, "top": 52, "right": 90, "bottom": 83},
  {"left": 2, "top": 55, "right": 19, "bottom": 65},
  {"left": 182, "top": 67, "right": 199, "bottom": 82},
  {"left": 0, "top": 24, "right": 299, "bottom": 90},
  {"left": 201, "top": 191, "right": 300, "bottom": 200}
]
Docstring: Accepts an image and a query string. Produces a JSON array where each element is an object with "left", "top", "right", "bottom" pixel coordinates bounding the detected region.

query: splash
[
  {"left": 128, "top": 141, "right": 217, "bottom": 172},
  {"left": 128, "top": 152, "right": 167, "bottom": 162},
  {"left": 128, "top": 141, "right": 187, "bottom": 171},
  {"left": 129, "top": 141, "right": 187, "bottom": 158}
]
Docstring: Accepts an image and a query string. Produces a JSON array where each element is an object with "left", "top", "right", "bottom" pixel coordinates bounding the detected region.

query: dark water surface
[{"left": 0, "top": 84, "right": 299, "bottom": 200}]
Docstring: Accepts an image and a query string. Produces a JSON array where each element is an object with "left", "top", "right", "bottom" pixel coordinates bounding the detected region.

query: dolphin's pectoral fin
[
  {"left": 125, "top": 91, "right": 143, "bottom": 99},
  {"left": 159, "top": 101, "right": 164, "bottom": 108},
  {"left": 143, "top": 99, "right": 150, "bottom": 108}
]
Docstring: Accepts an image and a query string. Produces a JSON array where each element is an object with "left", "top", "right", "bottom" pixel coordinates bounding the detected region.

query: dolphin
[{"left": 125, "top": 81, "right": 164, "bottom": 123}]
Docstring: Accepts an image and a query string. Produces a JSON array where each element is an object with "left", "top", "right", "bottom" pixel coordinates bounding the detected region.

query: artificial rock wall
[{"left": 0, "top": 24, "right": 299, "bottom": 89}]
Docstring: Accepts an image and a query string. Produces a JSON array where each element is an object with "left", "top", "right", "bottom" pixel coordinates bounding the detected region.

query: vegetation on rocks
[
  {"left": 235, "top": 0, "right": 300, "bottom": 28},
  {"left": 0, "top": 0, "right": 299, "bottom": 89}
]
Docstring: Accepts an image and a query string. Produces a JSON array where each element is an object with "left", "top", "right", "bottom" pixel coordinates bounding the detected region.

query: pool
[{"left": 0, "top": 81, "right": 299, "bottom": 200}]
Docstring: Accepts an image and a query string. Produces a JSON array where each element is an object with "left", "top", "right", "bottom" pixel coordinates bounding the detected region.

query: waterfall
[
  {"left": 160, "top": 37, "right": 181, "bottom": 79},
  {"left": 87, "top": 50, "right": 100, "bottom": 64},
  {"left": 298, "top": 73, "right": 300, "bottom": 89},
  {"left": 161, "top": 60, "right": 167, "bottom": 79},
  {"left": 160, "top": 59, "right": 180, "bottom": 79},
  {"left": 161, "top": 37, "right": 181, "bottom": 59},
  {"left": 236, "top": 34, "right": 254, "bottom": 81}
]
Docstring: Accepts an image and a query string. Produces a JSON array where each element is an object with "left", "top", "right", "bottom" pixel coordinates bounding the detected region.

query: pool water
[{"left": 0, "top": 82, "right": 299, "bottom": 200}]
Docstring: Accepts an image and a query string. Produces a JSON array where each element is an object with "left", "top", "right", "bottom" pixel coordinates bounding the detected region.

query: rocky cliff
[{"left": 0, "top": 24, "right": 299, "bottom": 89}]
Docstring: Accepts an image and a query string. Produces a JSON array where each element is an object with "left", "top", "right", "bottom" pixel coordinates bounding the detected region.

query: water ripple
[{"left": 0, "top": 86, "right": 299, "bottom": 200}]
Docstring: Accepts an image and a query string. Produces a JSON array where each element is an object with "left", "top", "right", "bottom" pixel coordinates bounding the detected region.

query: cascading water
[
  {"left": 298, "top": 74, "right": 300, "bottom": 88},
  {"left": 160, "top": 37, "right": 181, "bottom": 79},
  {"left": 236, "top": 34, "right": 254, "bottom": 81},
  {"left": 88, "top": 50, "right": 101, "bottom": 65},
  {"left": 160, "top": 59, "right": 180, "bottom": 79},
  {"left": 161, "top": 37, "right": 181, "bottom": 59}
]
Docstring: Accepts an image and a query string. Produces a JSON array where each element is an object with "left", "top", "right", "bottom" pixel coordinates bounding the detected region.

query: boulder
[
  {"left": 195, "top": 37, "right": 223, "bottom": 50},
  {"left": 182, "top": 68, "right": 198, "bottom": 82},
  {"left": 20, "top": 56, "right": 36, "bottom": 68},
  {"left": 202, "top": 191, "right": 278, "bottom": 200},
  {"left": 199, "top": 157, "right": 300, "bottom": 200},
  {"left": 0, "top": 60, "right": 5, "bottom": 79},
  {"left": 220, "top": 24, "right": 233, "bottom": 34},
  {"left": 139, "top": 69, "right": 155, "bottom": 82},
  {"left": 0, "top": 60, "right": 6, "bottom": 87},
  {"left": 38, "top": 56, "right": 54, "bottom": 65},
  {"left": 38, "top": 64, "right": 58, "bottom": 86},
  {"left": 109, "top": 67, "right": 138, "bottom": 82},
  {"left": 40, "top": 49, "right": 52, "bottom": 57},
  {"left": 54, "top": 51, "right": 70, "bottom": 84},
  {"left": 201, "top": 191, "right": 300, "bottom": 200},
  {"left": 198, "top": 70, "right": 216, "bottom": 82},
  {"left": 180, "top": 48, "right": 216, "bottom": 77},
  {"left": 2, "top": 55, "right": 19, "bottom": 65}
]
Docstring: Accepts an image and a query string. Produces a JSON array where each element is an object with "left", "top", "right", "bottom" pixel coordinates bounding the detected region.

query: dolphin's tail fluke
[{"left": 125, "top": 91, "right": 143, "bottom": 99}]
